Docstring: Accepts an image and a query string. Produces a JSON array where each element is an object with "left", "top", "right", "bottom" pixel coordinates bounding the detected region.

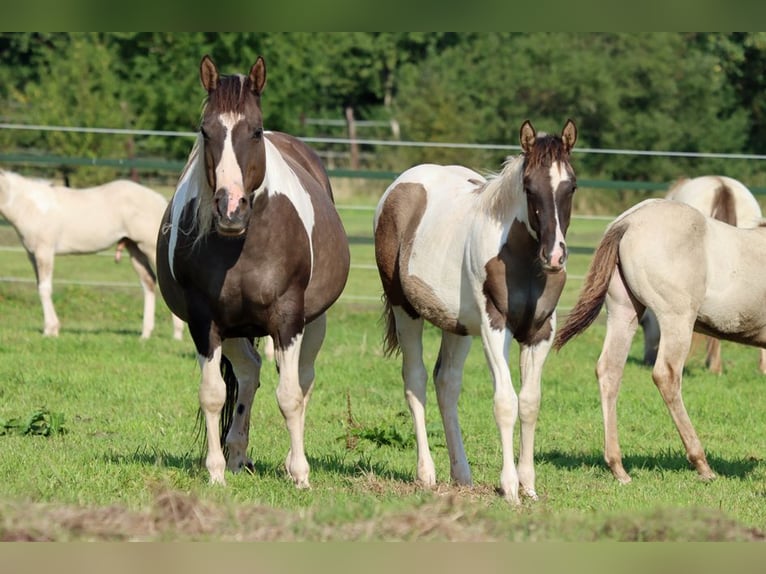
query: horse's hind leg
[
  {"left": 124, "top": 240, "right": 157, "bottom": 339},
  {"left": 433, "top": 332, "right": 473, "bottom": 486},
  {"left": 28, "top": 249, "right": 59, "bottom": 336},
  {"left": 653, "top": 315, "right": 715, "bottom": 480},
  {"left": 597, "top": 270, "right": 641, "bottom": 484},
  {"left": 221, "top": 337, "right": 261, "bottom": 473},
  {"left": 639, "top": 309, "right": 660, "bottom": 366},
  {"left": 705, "top": 337, "right": 723, "bottom": 374},
  {"left": 392, "top": 306, "right": 436, "bottom": 486},
  {"left": 759, "top": 349, "right": 766, "bottom": 375}
]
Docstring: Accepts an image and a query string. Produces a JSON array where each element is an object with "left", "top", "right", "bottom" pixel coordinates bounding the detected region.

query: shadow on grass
[
  {"left": 539, "top": 448, "right": 761, "bottom": 480},
  {"left": 104, "top": 447, "right": 414, "bottom": 484}
]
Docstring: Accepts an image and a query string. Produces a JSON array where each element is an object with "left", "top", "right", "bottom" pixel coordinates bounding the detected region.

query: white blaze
[{"left": 548, "top": 162, "right": 569, "bottom": 267}]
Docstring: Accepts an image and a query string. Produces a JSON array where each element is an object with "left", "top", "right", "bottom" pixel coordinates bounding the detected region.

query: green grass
[{"left": 1, "top": 200, "right": 765, "bottom": 541}]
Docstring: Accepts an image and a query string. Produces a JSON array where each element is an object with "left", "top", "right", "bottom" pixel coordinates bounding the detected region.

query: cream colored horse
[
  {"left": 640, "top": 175, "right": 766, "bottom": 374},
  {"left": 0, "top": 169, "right": 184, "bottom": 339},
  {"left": 555, "top": 198, "right": 766, "bottom": 484}
]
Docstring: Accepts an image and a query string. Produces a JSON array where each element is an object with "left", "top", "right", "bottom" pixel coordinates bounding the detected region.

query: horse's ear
[
  {"left": 561, "top": 119, "right": 577, "bottom": 151},
  {"left": 200, "top": 55, "right": 219, "bottom": 93},
  {"left": 519, "top": 120, "right": 536, "bottom": 153},
  {"left": 249, "top": 56, "right": 267, "bottom": 96}
]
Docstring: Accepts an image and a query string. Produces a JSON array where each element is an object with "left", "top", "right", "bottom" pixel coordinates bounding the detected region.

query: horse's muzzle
[
  {"left": 214, "top": 188, "right": 250, "bottom": 236},
  {"left": 540, "top": 242, "right": 567, "bottom": 273}
]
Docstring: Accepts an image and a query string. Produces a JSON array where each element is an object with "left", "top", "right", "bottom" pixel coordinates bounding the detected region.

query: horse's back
[
  {"left": 616, "top": 200, "right": 744, "bottom": 314},
  {"left": 375, "top": 163, "right": 491, "bottom": 334},
  {"left": 668, "top": 176, "right": 762, "bottom": 228},
  {"left": 266, "top": 131, "right": 334, "bottom": 202}
]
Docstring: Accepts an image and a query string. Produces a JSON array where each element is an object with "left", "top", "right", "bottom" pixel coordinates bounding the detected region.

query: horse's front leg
[
  {"left": 28, "top": 249, "right": 59, "bottom": 336},
  {"left": 197, "top": 344, "right": 227, "bottom": 484},
  {"left": 480, "top": 323, "right": 519, "bottom": 504},
  {"left": 517, "top": 317, "right": 556, "bottom": 501},
  {"left": 221, "top": 337, "right": 261, "bottom": 473}
]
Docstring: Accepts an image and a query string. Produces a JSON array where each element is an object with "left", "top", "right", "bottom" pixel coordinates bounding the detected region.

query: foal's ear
[
  {"left": 249, "top": 56, "right": 267, "bottom": 96},
  {"left": 561, "top": 119, "right": 577, "bottom": 151},
  {"left": 519, "top": 120, "right": 536, "bottom": 154},
  {"left": 200, "top": 55, "right": 220, "bottom": 92}
]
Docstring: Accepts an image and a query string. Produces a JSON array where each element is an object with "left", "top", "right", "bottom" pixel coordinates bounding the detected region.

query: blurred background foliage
[{"left": 1, "top": 32, "right": 766, "bottom": 189}]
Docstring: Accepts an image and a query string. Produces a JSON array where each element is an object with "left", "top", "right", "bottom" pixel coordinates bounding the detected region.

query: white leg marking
[
  {"left": 517, "top": 317, "right": 555, "bottom": 501},
  {"left": 198, "top": 347, "right": 227, "bottom": 485},
  {"left": 480, "top": 323, "right": 519, "bottom": 504},
  {"left": 275, "top": 331, "right": 311, "bottom": 488},
  {"left": 393, "top": 307, "right": 436, "bottom": 486}
]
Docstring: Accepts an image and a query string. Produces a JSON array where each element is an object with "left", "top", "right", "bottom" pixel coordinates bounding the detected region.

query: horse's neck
[{"left": 478, "top": 157, "right": 527, "bottom": 224}]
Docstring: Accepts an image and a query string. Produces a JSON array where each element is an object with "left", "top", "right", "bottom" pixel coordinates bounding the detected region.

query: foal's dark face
[
  {"left": 520, "top": 120, "right": 577, "bottom": 272},
  {"left": 199, "top": 55, "right": 268, "bottom": 236}
]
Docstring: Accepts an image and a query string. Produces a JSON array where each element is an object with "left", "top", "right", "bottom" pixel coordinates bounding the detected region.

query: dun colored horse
[
  {"left": 555, "top": 198, "right": 766, "bottom": 483},
  {"left": 375, "top": 119, "right": 577, "bottom": 504},
  {"left": 640, "top": 175, "right": 766, "bottom": 374},
  {"left": 0, "top": 169, "right": 184, "bottom": 339},
  {"left": 157, "top": 56, "right": 349, "bottom": 487}
]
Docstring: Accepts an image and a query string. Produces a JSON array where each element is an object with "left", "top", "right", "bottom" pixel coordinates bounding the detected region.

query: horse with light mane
[
  {"left": 156, "top": 56, "right": 350, "bottom": 488},
  {"left": 0, "top": 169, "right": 184, "bottom": 339},
  {"left": 640, "top": 175, "right": 766, "bottom": 374},
  {"left": 555, "top": 198, "right": 766, "bottom": 484},
  {"left": 374, "top": 119, "right": 577, "bottom": 504}
]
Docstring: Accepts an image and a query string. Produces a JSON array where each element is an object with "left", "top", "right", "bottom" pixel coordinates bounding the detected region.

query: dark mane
[
  {"left": 205, "top": 74, "right": 259, "bottom": 114},
  {"left": 524, "top": 134, "right": 571, "bottom": 170}
]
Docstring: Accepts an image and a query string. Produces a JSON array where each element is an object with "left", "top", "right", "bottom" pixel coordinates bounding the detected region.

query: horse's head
[
  {"left": 198, "top": 55, "right": 268, "bottom": 237},
  {"left": 520, "top": 119, "right": 577, "bottom": 273}
]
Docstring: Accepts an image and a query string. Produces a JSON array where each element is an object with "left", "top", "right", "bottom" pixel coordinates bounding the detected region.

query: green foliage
[
  {"left": 4, "top": 32, "right": 766, "bottom": 187},
  {"left": 0, "top": 407, "right": 67, "bottom": 437}
]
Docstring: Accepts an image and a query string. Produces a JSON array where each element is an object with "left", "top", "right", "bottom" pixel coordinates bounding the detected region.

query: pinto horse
[
  {"left": 0, "top": 169, "right": 184, "bottom": 339},
  {"left": 156, "top": 56, "right": 349, "bottom": 488},
  {"left": 640, "top": 175, "right": 766, "bottom": 374},
  {"left": 374, "top": 119, "right": 577, "bottom": 504},
  {"left": 555, "top": 198, "right": 766, "bottom": 484}
]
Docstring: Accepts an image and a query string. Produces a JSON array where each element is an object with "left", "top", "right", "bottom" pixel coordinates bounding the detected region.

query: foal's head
[
  {"left": 520, "top": 119, "right": 577, "bottom": 272},
  {"left": 198, "top": 55, "right": 268, "bottom": 236}
]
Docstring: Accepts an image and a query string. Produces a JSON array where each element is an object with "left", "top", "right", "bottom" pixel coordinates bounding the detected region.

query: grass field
[{"left": 1, "top": 188, "right": 765, "bottom": 541}]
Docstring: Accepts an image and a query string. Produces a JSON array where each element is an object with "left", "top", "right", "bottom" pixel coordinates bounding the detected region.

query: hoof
[{"left": 521, "top": 486, "right": 539, "bottom": 501}]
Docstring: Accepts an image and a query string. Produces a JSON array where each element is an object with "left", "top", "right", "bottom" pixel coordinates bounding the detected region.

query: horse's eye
[{"left": 252, "top": 128, "right": 263, "bottom": 140}]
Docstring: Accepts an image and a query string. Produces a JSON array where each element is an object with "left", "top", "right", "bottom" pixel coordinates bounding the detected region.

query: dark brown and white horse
[
  {"left": 156, "top": 56, "right": 350, "bottom": 488},
  {"left": 374, "top": 120, "right": 577, "bottom": 504}
]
